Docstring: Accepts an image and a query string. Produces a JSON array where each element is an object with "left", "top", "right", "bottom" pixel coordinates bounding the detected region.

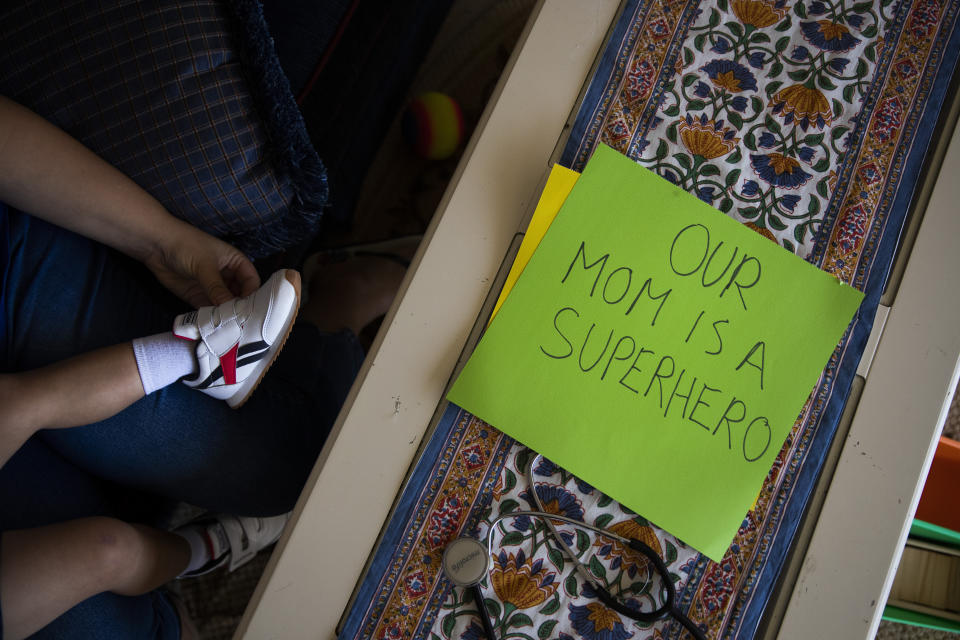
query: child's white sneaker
[
  {"left": 173, "top": 269, "right": 300, "bottom": 408},
  {"left": 178, "top": 512, "right": 291, "bottom": 576}
]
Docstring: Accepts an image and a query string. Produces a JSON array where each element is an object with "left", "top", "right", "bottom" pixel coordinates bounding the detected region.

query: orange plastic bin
[{"left": 916, "top": 436, "right": 960, "bottom": 533}]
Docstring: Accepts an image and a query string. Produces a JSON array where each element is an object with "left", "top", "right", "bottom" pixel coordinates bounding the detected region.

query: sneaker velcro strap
[
  {"left": 219, "top": 513, "right": 290, "bottom": 572},
  {"left": 219, "top": 515, "right": 258, "bottom": 572},
  {"left": 173, "top": 311, "right": 201, "bottom": 340},
  {"left": 197, "top": 304, "right": 243, "bottom": 356}
]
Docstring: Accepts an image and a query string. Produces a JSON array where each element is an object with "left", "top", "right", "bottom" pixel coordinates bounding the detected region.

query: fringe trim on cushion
[{"left": 224, "top": 0, "right": 329, "bottom": 259}]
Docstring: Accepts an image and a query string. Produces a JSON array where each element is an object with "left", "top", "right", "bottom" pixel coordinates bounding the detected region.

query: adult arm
[{"left": 0, "top": 96, "right": 259, "bottom": 306}]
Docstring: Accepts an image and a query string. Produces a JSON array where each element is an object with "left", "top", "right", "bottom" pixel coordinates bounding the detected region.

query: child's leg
[
  {"left": 0, "top": 517, "right": 189, "bottom": 640},
  {"left": 0, "top": 343, "right": 145, "bottom": 467},
  {"left": 32, "top": 256, "right": 398, "bottom": 516},
  {"left": 3, "top": 202, "right": 398, "bottom": 515},
  {"left": 0, "top": 438, "right": 187, "bottom": 639}
]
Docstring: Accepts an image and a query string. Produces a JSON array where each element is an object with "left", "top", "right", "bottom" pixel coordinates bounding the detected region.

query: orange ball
[{"left": 402, "top": 92, "right": 465, "bottom": 160}]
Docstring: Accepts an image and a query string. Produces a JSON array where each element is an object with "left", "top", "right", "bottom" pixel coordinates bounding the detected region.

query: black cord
[
  {"left": 672, "top": 606, "right": 708, "bottom": 640},
  {"left": 594, "top": 537, "right": 708, "bottom": 640},
  {"left": 594, "top": 585, "right": 669, "bottom": 622},
  {"left": 472, "top": 583, "right": 498, "bottom": 640},
  {"left": 478, "top": 508, "right": 709, "bottom": 639}
]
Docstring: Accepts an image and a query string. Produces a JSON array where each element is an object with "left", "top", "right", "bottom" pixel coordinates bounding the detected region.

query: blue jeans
[{"left": 0, "top": 206, "right": 365, "bottom": 638}]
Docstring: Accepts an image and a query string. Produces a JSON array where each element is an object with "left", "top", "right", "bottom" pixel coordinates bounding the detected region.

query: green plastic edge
[
  {"left": 882, "top": 605, "right": 960, "bottom": 632},
  {"left": 911, "top": 519, "right": 960, "bottom": 548}
]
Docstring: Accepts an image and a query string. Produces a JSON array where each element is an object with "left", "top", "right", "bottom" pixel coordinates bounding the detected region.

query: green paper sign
[{"left": 448, "top": 145, "right": 863, "bottom": 561}]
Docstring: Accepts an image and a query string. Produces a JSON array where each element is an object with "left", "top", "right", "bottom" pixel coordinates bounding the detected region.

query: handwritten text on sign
[
  {"left": 448, "top": 145, "right": 863, "bottom": 561},
  {"left": 543, "top": 226, "right": 771, "bottom": 463}
]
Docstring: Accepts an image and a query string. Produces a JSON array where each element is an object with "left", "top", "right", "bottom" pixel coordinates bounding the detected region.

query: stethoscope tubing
[
  {"left": 470, "top": 454, "right": 706, "bottom": 640},
  {"left": 486, "top": 509, "right": 631, "bottom": 582},
  {"left": 470, "top": 583, "right": 497, "bottom": 640}
]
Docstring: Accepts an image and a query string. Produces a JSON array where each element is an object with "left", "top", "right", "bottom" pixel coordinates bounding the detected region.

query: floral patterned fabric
[{"left": 340, "top": 0, "right": 960, "bottom": 638}]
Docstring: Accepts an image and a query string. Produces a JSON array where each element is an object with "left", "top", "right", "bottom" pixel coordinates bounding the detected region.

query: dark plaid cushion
[{"left": 0, "top": 0, "right": 326, "bottom": 259}]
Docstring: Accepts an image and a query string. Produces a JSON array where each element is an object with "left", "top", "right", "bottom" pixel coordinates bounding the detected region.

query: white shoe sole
[{"left": 227, "top": 270, "right": 301, "bottom": 409}]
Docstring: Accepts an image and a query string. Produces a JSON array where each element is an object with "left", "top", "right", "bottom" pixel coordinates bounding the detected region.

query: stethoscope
[{"left": 442, "top": 454, "right": 707, "bottom": 640}]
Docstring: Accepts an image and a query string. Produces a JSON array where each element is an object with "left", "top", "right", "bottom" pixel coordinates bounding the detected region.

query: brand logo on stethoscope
[
  {"left": 442, "top": 537, "right": 489, "bottom": 586},
  {"left": 449, "top": 547, "right": 483, "bottom": 574}
]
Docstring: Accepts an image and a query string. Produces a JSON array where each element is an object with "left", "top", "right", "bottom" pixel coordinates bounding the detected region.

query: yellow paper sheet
[{"left": 490, "top": 164, "right": 580, "bottom": 321}]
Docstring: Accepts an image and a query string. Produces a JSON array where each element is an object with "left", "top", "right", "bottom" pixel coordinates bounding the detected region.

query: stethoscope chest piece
[{"left": 442, "top": 536, "right": 489, "bottom": 587}]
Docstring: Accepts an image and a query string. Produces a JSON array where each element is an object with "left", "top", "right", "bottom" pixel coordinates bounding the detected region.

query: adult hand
[{"left": 145, "top": 223, "right": 261, "bottom": 308}]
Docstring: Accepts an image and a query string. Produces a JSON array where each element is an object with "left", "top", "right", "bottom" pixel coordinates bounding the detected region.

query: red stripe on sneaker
[
  {"left": 220, "top": 343, "right": 239, "bottom": 385},
  {"left": 201, "top": 529, "right": 217, "bottom": 561}
]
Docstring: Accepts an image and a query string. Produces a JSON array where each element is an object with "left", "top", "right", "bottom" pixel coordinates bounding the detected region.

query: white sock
[
  {"left": 131, "top": 332, "right": 197, "bottom": 395},
  {"left": 175, "top": 522, "right": 228, "bottom": 575},
  {"left": 176, "top": 526, "right": 213, "bottom": 575}
]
